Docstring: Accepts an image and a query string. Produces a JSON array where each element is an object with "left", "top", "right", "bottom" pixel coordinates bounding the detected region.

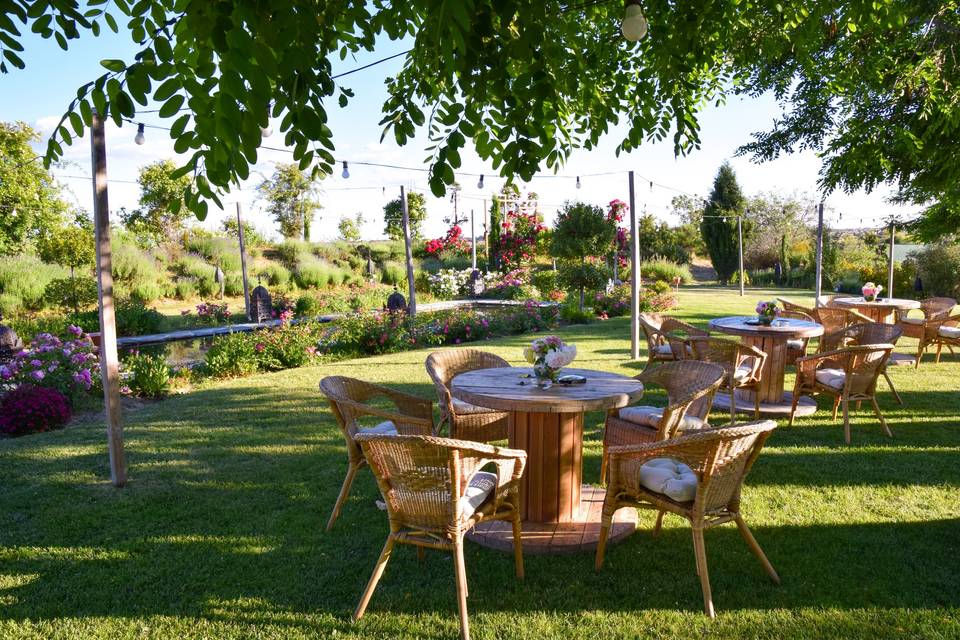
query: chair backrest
[
  {"left": 638, "top": 312, "right": 668, "bottom": 350},
  {"left": 921, "top": 297, "right": 957, "bottom": 321},
  {"left": 838, "top": 344, "right": 894, "bottom": 395},
  {"left": 355, "top": 433, "right": 523, "bottom": 530},
  {"left": 425, "top": 349, "right": 510, "bottom": 419},
  {"left": 686, "top": 336, "right": 765, "bottom": 384},
  {"left": 779, "top": 309, "right": 815, "bottom": 323},
  {"left": 653, "top": 420, "right": 777, "bottom": 513},
  {"left": 637, "top": 360, "right": 725, "bottom": 437},
  {"left": 778, "top": 297, "right": 814, "bottom": 316},
  {"left": 814, "top": 307, "right": 866, "bottom": 351},
  {"left": 843, "top": 322, "right": 902, "bottom": 347},
  {"left": 816, "top": 294, "right": 839, "bottom": 308}
]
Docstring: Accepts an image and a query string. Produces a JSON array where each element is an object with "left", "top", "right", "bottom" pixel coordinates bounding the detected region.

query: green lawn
[{"left": 1, "top": 286, "right": 958, "bottom": 639}]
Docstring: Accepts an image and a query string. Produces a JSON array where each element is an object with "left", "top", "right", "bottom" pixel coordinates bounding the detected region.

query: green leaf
[
  {"left": 159, "top": 94, "right": 185, "bottom": 118},
  {"left": 100, "top": 58, "right": 126, "bottom": 72}
]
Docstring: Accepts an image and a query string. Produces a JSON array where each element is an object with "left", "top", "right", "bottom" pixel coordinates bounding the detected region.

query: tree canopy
[
  {"left": 120, "top": 159, "right": 192, "bottom": 246},
  {"left": 3, "top": 2, "right": 957, "bottom": 236},
  {"left": 256, "top": 163, "right": 320, "bottom": 240},
  {"left": 383, "top": 192, "right": 427, "bottom": 241},
  {"left": 700, "top": 162, "right": 747, "bottom": 284}
]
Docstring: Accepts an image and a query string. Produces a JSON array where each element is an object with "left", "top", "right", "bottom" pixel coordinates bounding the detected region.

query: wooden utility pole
[
  {"left": 470, "top": 208, "right": 476, "bottom": 270},
  {"left": 887, "top": 219, "right": 895, "bottom": 298},
  {"left": 483, "top": 199, "right": 489, "bottom": 266},
  {"left": 236, "top": 202, "right": 251, "bottom": 318},
  {"left": 629, "top": 171, "right": 640, "bottom": 360},
  {"left": 815, "top": 201, "right": 824, "bottom": 303},
  {"left": 737, "top": 214, "right": 745, "bottom": 296},
  {"left": 91, "top": 112, "right": 126, "bottom": 487},
  {"left": 400, "top": 186, "right": 417, "bottom": 315}
]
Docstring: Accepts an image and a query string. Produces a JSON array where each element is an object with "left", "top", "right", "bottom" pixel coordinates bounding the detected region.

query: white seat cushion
[
  {"left": 786, "top": 338, "right": 805, "bottom": 350},
  {"left": 363, "top": 421, "right": 398, "bottom": 435},
  {"left": 815, "top": 368, "right": 846, "bottom": 390},
  {"left": 452, "top": 397, "right": 497, "bottom": 415},
  {"left": 638, "top": 458, "right": 697, "bottom": 502},
  {"left": 618, "top": 406, "right": 707, "bottom": 430},
  {"left": 654, "top": 344, "right": 674, "bottom": 356},
  {"left": 460, "top": 471, "right": 498, "bottom": 517},
  {"left": 733, "top": 364, "right": 754, "bottom": 381},
  {"left": 938, "top": 325, "right": 960, "bottom": 339},
  {"left": 900, "top": 317, "right": 924, "bottom": 326}
]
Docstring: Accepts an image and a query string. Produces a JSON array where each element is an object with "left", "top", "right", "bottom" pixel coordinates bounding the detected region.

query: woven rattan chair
[
  {"left": 595, "top": 420, "right": 780, "bottom": 617},
  {"left": 812, "top": 307, "right": 873, "bottom": 353},
  {"left": 352, "top": 434, "right": 527, "bottom": 640},
  {"left": 638, "top": 312, "right": 709, "bottom": 372},
  {"left": 928, "top": 312, "right": 960, "bottom": 364},
  {"left": 779, "top": 309, "right": 816, "bottom": 363},
  {"left": 319, "top": 376, "right": 435, "bottom": 531},
  {"left": 425, "top": 349, "right": 510, "bottom": 442},
  {"left": 896, "top": 297, "right": 958, "bottom": 366},
  {"left": 686, "top": 336, "right": 767, "bottom": 423},
  {"left": 789, "top": 344, "right": 895, "bottom": 444},
  {"left": 777, "top": 297, "right": 815, "bottom": 316},
  {"left": 816, "top": 293, "right": 839, "bottom": 308},
  {"left": 824, "top": 322, "right": 905, "bottom": 404},
  {"left": 601, "top": 360, "right": 724, "bottom": 483}
]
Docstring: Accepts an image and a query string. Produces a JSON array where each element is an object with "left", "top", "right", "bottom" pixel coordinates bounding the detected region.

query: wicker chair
[
  {"left": 824, "top": 322, "right": 905, "bottom": 404},
  {"left": 789, "top": 344, "right": 895, "bottom": 444},
  {"left": 595, "top": 420, "right": 780, "bottom": 617},
  {"left": 425, "top": 349, "right": 510, "bottom": 442},
  {"left": 816, "top": 293, "right": 839, "bottom": 308},
  {"left": 686, "top": 336, "right": 767, "bottom": 423},
  {"left": 777, "top": 297, "right": 815, "bottom": 316},
  {"left": 896, "top": 297, "right": 958, "bottom": 366},
  {"left": 812, "top": 307, "right": 873, "bottom": 353},
  {"left": 638, "top": 312, "right": 709, "bottom": 372},
  {"left": 779, "top": 309, "right": 815, "bottom": 363},
  {"left": 319, "top": 376, "right": 435, "bottom": 531},
  {"left": 352, "top": 434, "right": 527, "bottom": 640},
  {"left": 601, "top": 360, "right": 724, "bottom": 483}
]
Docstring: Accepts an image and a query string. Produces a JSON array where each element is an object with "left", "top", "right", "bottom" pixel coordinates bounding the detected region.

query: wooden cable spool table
[
  {"left": 451, "top": 366, "right": 643, "bottom": 554},
  {"left": 708, "top": 316, "right": 824, "bottom": 417},
  {"left": 832, "top": 296, "right": 921, "bottom": 324}
]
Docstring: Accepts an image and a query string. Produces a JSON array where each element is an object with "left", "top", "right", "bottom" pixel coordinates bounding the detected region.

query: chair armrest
[
  {"left": 848, "top": 309, "right": 874, "bottom": 324},
  {"left": 379, "top": 386, "right": 435, "bottom": 421},
  {"left": 663, "top": 318, "right": 709, "bottom": 337}
]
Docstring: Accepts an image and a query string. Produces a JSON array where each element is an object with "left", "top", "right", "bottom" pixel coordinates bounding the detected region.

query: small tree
[
  {"left": 700, "top": 162, "right": 746, "bottom": 284},
  {"left": 383, "top": 192, "right": 427, "bottom": 240},
  {"left": 552, "top": 201, "right": 615, "bottom": 311},
  {"left": 338, "top": 212, "right": 364, "bottom": 243},
  {"left": 487, "top": 197, "right": 502, "bottom": 270},
  {"left": 121, "top": 159, "right": 193, "bottom": 247},
  {"left": 37, "top": 221, "right": 95, "bottom": 277},
  {"left": 221, "top": 217, "right": 264, "bottom": 247},
  {"left": 257, "top": 163, "right": 321, "bottom": 240}
]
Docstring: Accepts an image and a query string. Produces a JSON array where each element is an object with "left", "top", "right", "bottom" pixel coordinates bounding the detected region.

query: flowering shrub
[
  {"left": 481, "top": 268, "right": 539, "bottom": 301},
  {"left": 424, "top": 224, "right": 469, "bottom": 257},
  {"left": 0, "top": 326, "right": 99, "bottom": 404},
  {"left": 203, "top": 321, "right": 323, "bottom": 378},
  {"left": 0, "top": 385, "right": 72, "bottom": 437},
  {"left": 497, "top": 208, "right": 546, "bottom": 269},
  {"left": 195, "top": 301, "right": 231, "bottom": 323},
  {"left": 592, "top": 283, "right": 677, "bottom": 318},
  {"left": 427, "top": 268, "right": 498, "bottom": 300},
  {"left": 607, "top": 199, "right": 629, "bottom": 269}
]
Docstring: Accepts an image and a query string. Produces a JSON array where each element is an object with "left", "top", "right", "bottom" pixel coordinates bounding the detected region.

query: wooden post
[
  {"left": 470, "top": 208, "right": 476, "bottom": 270},
  {"left": 629, "top": 171, "right": 640, "bottom": 360},
  {"left": 400, "top": 186, "right": 417, "bottom": 315},
  {"left": 737, "top": 214, "right": 745, "bottom": 296},
  {"left": 91, "top": 112, "right": 126, "bottom": 488},
  {"left": 887, "top": 220, "right": 895, "bottom": 298},
  {"left": 815, "top": 201, "right": 824, "bottom": 304},
  {"left": 236, "top": 202, "right": 251, "bottom": 318},
  {"left": 483, "top": 198, "right": 489, "bottom": 267}
]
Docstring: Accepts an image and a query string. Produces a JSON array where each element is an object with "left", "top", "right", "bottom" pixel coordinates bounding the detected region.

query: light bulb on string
[
  {"left": 341, "top": 161, "right": 350, "bottom": 179},
  {"left": 260, "top": 124, "right": 273, "bottom": 137},
  {"left": 621, "top": 0, "right": 649, "bottom": 41},
  {"left": 649, "top": 180, "right": 653, "bottom": 191},
  {"left": 576, "top": 176, "right": 581, "bottom": 189},
  {"left": 477, "top": 174, "right": 484, "bottom": 189},
  {"left": 134, "top": 123, "right": 145, "bottom": 145}
]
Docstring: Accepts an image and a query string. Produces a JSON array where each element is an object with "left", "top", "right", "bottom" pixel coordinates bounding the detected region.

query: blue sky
[{"left": 1, "top": 25, "right": 918, "bottom": 241}]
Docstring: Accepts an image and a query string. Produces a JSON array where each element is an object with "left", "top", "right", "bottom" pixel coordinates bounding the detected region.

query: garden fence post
[
  {"left": 90, "top": 111, "right": 127, "bottom": 488},
  {"left": 629, "top": 171, "right": 640, "bottom": 360},
  {"left": 887, "top": 220, "right": 895, "bottom": 298},
  {"left": 737, "top": 214, "right": 745, "bottom": 296},
  {"left": 400, "top": 186, "right": 417, "bottom": 315},
  {"left": 815, "top": 201, "right": 824, "bottom": 303},
  {"left": 236, "top": 202, "right": 251, "bottom": 319},
  {"left": 471, "top": 208, "right": 476, "bottom": 270}
]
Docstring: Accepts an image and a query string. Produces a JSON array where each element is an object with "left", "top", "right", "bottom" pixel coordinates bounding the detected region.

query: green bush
[
  {"left": 380, "top": 261, "right": 407, "bottom": 286},
  {"left": 295, "top": 294, "right": 323, "bottom": 317},
  {"left": 530, "top": 269, "right": 560, "bottom": 294},
  {"left": 44, "top": 277, "right": 98, "bottom": 312},
  {"left": 0, "top": 292, "right": 21, "bottom": 317},
  {"left": 224, "top": 274, "right": 244, "bottom": 297},
  {"left": 440, "top": 255, "right": 472, "bottom": 271},
  {"left": 276, "top": 240, "right": 313, "bottom": 266},
  {"left": 129, "top": 280, "right": 164, "bottom": 303},
  {"left": 729, "top": 269, "right": 751, "bottom": 287},
  {"left": 559, "top": 302, "right": 595, "bottom": 325},
  {"left": 259, "top": 263, "right": 291, "bottom": 287},
  {"left": 910, "top": 243, "right": 960, "bottom": 298},
  {"left": 186, "top": 234, "right": 242, "bottom": 272},
  {"left": 174, "top": 278, "right": 198, "bottom": 300},
  {"left": 640, "top": 258, "right": 694, "bottom": 284},
  {"left": 125, "top": 352, "right": 170, "bottom": 398},
  {"left": 0, "top": 255, "right": 68, "bottom": 310},
  {"left": 204, "top": 332, "right": 260, "bottom": 378},
  {"left": 295, "top": 259, "right": 335, "bottom": 288}
]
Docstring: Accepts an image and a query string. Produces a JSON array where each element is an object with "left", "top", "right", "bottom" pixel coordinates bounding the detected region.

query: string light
[
  {"left": 134, "top": 123, "right": 145, "bottom": 145},
  {"left": 341, "top": 161, "right": 350, "bottom": 179},
  {"left": 477, "top": 174, "right": 484, "bottom": 189},
  {"left": 576, "top": 176, "right": 581, "bottom": 189},
  {"left": 621, "top": 0, "right": 649, "bottom": 41}
]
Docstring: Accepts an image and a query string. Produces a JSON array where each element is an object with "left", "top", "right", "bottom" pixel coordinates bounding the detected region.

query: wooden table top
[
  {"left": 451, "top": 367, "right": 644, "bottom": 413},
  {"left": 833, "top": 296, "right": 921, "bottom": 310},
  {"left": 708, "top": 315, "right": 824, "bottom": 339}
]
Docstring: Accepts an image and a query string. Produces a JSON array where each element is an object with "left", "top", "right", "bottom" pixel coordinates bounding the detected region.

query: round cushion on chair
[
  {"left": 900, "top": 317, "right": 924, "bottom": 326},
  {"left": 452, "top": 398, "right": 498, "bottom": 415},
  {"left": 814, "top": 368, "right": 846, "bottom": 390},
  {"left": 618, "top": 406, "right": 707, "bottom": 430},
  {"left": 938, "top": 326, "right": 960, "bottom": 339},
  {"left": 363, "top": 421, "right": 398, "bottom": 435},
  {"left": 638, "top": 458, "right": 697, "bottom": 502},
  {"left": 460, "top": 471, "right": 498, "bottom": 517}
]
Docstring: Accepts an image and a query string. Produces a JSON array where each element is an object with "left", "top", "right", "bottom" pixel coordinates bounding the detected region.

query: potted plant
[{"left": 755, "top": 300, "right": 781, "bottom": 326}]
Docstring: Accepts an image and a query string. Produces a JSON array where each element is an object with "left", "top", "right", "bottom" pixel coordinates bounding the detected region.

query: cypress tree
[
  {"left": 487, "top": 198, "right": 502, "bottom": 270},
  {"left": 700, "top": 162, "right": 745, "bottom": 284}
]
